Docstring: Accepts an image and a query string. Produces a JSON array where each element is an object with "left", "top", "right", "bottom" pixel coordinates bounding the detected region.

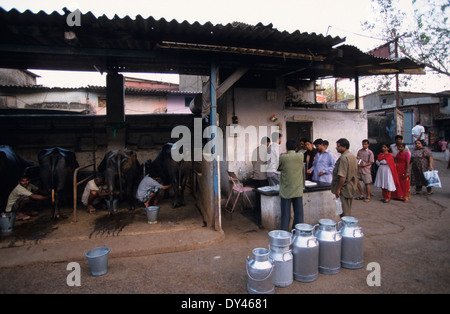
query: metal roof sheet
[{"left": 0, "top": 7, "right": 425, "bottom": 79}]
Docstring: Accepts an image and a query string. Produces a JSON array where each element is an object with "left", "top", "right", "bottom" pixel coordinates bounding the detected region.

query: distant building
[{"left": 364, "top": 90, "right": 450, "bottom": 148}]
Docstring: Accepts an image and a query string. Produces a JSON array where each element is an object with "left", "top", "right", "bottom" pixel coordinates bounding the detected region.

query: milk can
[
  {"left": 291, "top": 223, "right": 319, "bottom": 282},
  {"left": 246, "top": 248, "right": 275, "bottom": 294},
  {"left": 339, "top": 216, "right": 364, "bottom": 269},
  {"left": 315, "top": 219, "right": 342, "bottom": 275},
  {"left": 268, "top": 230, "right": 293, "bottom": 287}
]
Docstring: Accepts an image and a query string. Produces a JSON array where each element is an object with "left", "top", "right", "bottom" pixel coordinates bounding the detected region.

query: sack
[
  {"left": 335, "top": 198, "right": 343, "bottom": 215},
  {"left": 423, "top": 170, "right": 442, "bottom": 188}
]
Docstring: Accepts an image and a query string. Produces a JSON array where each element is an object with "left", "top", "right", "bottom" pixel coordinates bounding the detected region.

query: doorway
[{"left": 286, "top": 121, "right": 313, "bottom": 144}]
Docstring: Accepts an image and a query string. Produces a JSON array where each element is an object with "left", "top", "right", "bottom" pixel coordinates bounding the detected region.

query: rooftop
[{"left": 0, "top": 8, "right": 425, "bottom": 80}]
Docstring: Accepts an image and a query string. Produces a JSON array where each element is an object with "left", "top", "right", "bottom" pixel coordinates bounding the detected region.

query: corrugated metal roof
[
  {"left": 0, "top": 8, "right": 343, "bottom": 53},
  {"left": 0, "top": 7, "right": 425, "bottom": 79},
  {"left": 0, "top": 84, "right": 199, "bottom": 95}
]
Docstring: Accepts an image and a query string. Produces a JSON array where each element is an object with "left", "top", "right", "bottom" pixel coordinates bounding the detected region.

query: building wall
[
  {"left": 12, "top": 89, "right": 97, "bottom": 112},
  {"left": 218, "top": 82, "right": 367, "bottom": 196},
  {"left": 0, "top": 69, "right": 36, "bottom": 86}
]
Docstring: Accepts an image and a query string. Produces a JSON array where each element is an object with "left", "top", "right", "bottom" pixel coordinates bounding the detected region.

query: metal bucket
[
  {"left": 0, "top": 212, "right": 15, "bottom": 233},
  {"left": 268, "top": 230, "right": 293, "bottom": 287},
  {"left": 246, "top": 248, "right": 275, "bottom": 294},
  {"left": 105, "top": 198, "right": 118, "bottom": 213},
  {"left": 144, "top": 206, "right": 159, "bottom": 224},
  {"left": 291, "top": 223, "right": 319, "bottom": 282},
  {"left": 84, "top": 247, "right": 111, "bottom": 276},
  {"left": 339, "top": 216, "right": 364, "bottom": 269},
  {"left": 315, "top": 219, "right": 342, "bottom": 275},
  {"left": 268, "top": 230, "right": 292, "bottom": 248}
]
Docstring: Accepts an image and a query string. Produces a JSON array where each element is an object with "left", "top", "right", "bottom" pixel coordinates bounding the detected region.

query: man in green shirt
[
  {"left": 278, "top": 139, "right": 304, "bottom": 231},
  {"left": 331, "top": 138, "right": 358, "bottom": 217},
  {"left": 6, "top": 175, "right": 48, "bottom": 220}
]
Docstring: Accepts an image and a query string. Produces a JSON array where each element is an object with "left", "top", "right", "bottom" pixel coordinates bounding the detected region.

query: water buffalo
[
  {"left": 38, "top": 147, "right": 79, "bottom": 219},
  {"left": 145, "top": 143, "right": 191, "bottom": 208},
  {"left": 0, "top": 145, "right": 34, "bottom": 211},
  {"left": 98, "top": 148, "right": 141, "bottom": 212}
]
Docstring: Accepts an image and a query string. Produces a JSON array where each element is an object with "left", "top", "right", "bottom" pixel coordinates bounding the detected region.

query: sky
[{"left": 0, "top": 0, "right": 449, "bottom": 93}]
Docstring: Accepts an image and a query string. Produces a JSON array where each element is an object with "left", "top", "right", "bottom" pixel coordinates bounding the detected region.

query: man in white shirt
[
  {"left": 412, "top": 121, "right": 425, "bottom": 141},
  {"left": 390, "top": 135, "right": 410, "bottom": 158},
  {"left": 81, "top": 176, "right": 109, "bottom": 213},
  {"left": 6, "top": 176, "right": 48, "bottom": 220},
  {"left": 266, "top": 132, "right": 282, "bottom": 186}
]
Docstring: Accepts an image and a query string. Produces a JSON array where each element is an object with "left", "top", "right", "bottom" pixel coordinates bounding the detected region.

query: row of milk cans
[{"left": 246, "top": 216, "right": 364, "bottom": 294}]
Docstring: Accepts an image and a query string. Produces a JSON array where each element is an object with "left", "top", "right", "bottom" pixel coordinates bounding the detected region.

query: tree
[
  {"left": 323, "top": 83, "right": 355, "bottom": 102},
  {"left": 363, "top": 0, "right": 450, "bottom": 77}
]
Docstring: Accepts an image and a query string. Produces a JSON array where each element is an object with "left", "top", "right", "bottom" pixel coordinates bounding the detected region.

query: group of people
[
  {"left": 355, "top": 134, "right": 435, "bottom": 204},
  {"left": 252, "top": 135, "right": 358, "bottom": 231},
  {"left": 252, "top": 127, "right": 438, "bottom": 232},
  {"left": 5, "top": 169, "right": 172, "bottom": 221}
]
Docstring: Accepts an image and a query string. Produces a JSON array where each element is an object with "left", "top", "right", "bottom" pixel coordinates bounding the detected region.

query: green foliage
[{"left": 364, "top": 0, "right": 450, "bottom": 77}]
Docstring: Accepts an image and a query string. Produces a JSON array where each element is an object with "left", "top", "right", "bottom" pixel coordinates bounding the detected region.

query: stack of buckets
[{"left": 246, "top": 216, "right": 364, "bottom": 294}]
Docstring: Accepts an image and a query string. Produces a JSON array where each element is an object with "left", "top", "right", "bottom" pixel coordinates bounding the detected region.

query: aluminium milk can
[
  {"left": 291, "top": 223, "right": 319, "bottom": 282},
  {"left": 246, "top": 248, "right": 275, "bottom": 294},
  {"left": 268, "top": 230, "right": 293, "bottom": 287},
  {"left": 339, "top": 216, "right": 364, "bottom": 269},
  {"left": 315, "top": 219, "right": 342, "bottom": 275}
]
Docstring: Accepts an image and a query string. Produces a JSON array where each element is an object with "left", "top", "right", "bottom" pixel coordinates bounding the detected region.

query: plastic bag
[
  {"left": 423, "top": 170, "right": 442, "bottom": 188},
  {"left": 335, "top": 198, "right": 343, "bottom": 215}
]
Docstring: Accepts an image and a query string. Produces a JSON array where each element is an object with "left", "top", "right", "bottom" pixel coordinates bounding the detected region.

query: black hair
[
  {"left": 286, "top": 140, "right": 298, "bottom": 151},
  {"left": 313, "top": 138, "right": 323, "bottom": 145},
  {"left": 336, "top": 138, "right": 350, "bottom": 149},
  {"left": 271, "top": 132, "right": 281, "bottom": 142},
  {"left": 261, "top": 136, "right": 270, "bottom": 144}
]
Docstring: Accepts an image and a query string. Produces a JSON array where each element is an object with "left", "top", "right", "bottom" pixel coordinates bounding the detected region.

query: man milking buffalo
[
  {"left": 136, "top": 172, "right": 171, "bottom": 208},
  {"left": 81, "top": 174, "right": 117, "bottom": 214},
  {"left": 5, "top": 175, "right": 48, "bottom": 220}
]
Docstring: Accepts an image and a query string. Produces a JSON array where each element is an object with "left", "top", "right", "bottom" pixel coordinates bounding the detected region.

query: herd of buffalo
[{"left": 0, "top": 143, "right": 190, "bottom": 219}]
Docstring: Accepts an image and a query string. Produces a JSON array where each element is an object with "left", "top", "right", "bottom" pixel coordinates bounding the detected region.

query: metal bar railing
[{"left": 73, "top": 163, "right": 95, "bottom": 222}]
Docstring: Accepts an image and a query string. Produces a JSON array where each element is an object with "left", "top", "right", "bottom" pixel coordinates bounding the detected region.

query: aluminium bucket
[
  {"left": 144, "top": 206, "right": 159, "bottom": 224},
  {"left": 84, "top": 247, "right": 111, "bottom": 276},
  {"left": 0, "top": 212, "right": 15, "bottom": 233}
]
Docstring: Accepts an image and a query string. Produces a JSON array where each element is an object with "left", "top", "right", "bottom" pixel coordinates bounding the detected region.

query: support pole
[
  {"left": 354, "top": 75, "right": 360, "bottom": 109},
  {"left": 210, "top": 62, "right": 221, "bottom": 231},
  {"left": 106, "top": 72, "right": 126, "bottom": 150}
]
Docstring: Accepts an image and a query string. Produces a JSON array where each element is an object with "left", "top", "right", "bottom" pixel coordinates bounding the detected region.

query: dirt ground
[{"left": 0, "top": 153, "right": 449, "bottom": 295}]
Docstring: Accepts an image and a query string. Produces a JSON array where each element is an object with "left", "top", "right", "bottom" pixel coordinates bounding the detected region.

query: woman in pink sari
[
  {"left": 393, "top": 143, "right": 410, "bottom": 201},
  {"left": 375, "top": 144, "right": 404, "bottom": 202}
]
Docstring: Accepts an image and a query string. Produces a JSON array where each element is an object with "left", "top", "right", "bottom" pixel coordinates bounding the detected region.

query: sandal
[
  {"left": 383, "top": 199, "right": 390, "bottom": 203},
  {"left": 426, "top": 191, "right": 433, "bottom": 195},
  {"left": 355, "top": 196, "right": 365, "bottom": 200},
  {"left": 87, "top": 205, "right": 96, "bottom": 214},
  {"left": 364, "top": 198, "right": 371, "bottom": 202},
  {"left": 16, "top": 213, "right": 31, "bottom": 221}
]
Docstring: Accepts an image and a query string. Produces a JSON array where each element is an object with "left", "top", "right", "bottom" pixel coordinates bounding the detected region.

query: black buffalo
[
  {"left": 145, "top": 143, "right": 191, "bottom": 208},
  {"left": 38, "top": 147, "right": 79, "bottom": 219},
  {"left": 0, "top": 145, "right": 34, "bottom": 211},
  {"left": 98, "top": 148, "right": 141, "bottom": 212}
]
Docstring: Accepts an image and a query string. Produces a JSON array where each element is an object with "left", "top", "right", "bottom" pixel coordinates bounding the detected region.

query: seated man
[
  {"left": 6, "top": 175, "right": 48, "bottom": 220},
  {"left": 81, "top": 175, "right": 110, "bottom": 214},
  {"left": 136, "top": 174, "right": 171, "bottom": 208}
]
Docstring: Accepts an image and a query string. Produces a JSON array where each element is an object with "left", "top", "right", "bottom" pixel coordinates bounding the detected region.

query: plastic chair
[{"left": 224, "top": 171, "right": 254, "bottom": 217}]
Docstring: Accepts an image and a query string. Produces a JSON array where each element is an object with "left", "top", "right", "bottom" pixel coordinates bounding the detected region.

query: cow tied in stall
[
  {"left": 144, "top": 142, "right": 191, "bottom": 208},
  {"left": 98, "top": 148, "right": 141, "bottom": 212},
  {"left": 38, "top": 147, "right": 79, "bottom": 219}
]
